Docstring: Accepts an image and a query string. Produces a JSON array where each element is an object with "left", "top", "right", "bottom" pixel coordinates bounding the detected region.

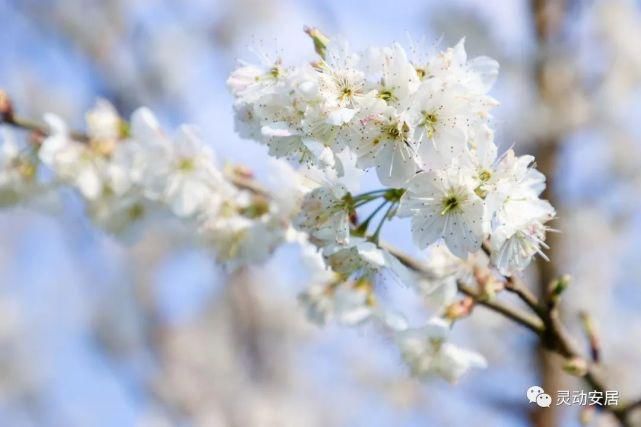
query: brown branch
[
  {"left": 481, "top": 242, "right": 545, "bottom": 319},
  {"left": 1, "top": 110, "right": 89, "bottom": 143},
  {"left": 504, "top": 276, "right": 546, "bottom": 319},
  {"left": 385, "top": 243, "right": 638, "bottom": 426},
  {"left": 457, "top": 282, "right": 544, "bottom": 334}
]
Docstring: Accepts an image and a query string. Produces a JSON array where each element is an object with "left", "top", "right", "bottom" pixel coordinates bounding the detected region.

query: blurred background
[{"left": 1, "top": 0, "right": 641, "bottom": 426}]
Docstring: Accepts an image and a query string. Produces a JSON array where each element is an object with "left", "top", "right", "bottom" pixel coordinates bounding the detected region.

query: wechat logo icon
[{"left": 527, "top": 386, "right": 552, "bottom": 408}]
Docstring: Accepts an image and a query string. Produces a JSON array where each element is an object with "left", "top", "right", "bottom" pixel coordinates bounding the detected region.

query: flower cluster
[
  {"left": 1, "top": 100, "right": 295, "bottom": 267},
  {"left": 229, "top": 36, "right": 554, "bottom": 273},
  {"left": 0, "top": 129, "right": 43, "bottom": 206},
  {"left": 228, "top": 32, "right": 556, "bottom": 382}
]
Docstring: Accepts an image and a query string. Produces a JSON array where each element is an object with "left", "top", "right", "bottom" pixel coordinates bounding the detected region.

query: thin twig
[
  {"left": 3, "top": 113, "right": 89, "bottom": 142},
  {"left": 385, "top": 243, "right": 638, "bottom": 426},
  {"left": 457, "top": 282, "right": 544, "bottom": 334},
  {"left": 481, "top": 242, "right": 546, "bottom": 318},
  {"left": 505, "top": 276, "right": 546, "bottom": 319}
]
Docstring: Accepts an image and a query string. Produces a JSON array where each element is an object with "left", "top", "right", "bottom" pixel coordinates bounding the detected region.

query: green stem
[
  {"left": 354, "top": 196, "right": 382, "bottom": 208},
  {"left": 355, "top": 200, "right": 388, "bottom": 235},
  {"left": 369, "top": 202, "right": 396, "bottom": 244},
  {"left": 352, "top": 189, "right": 388, "bottom": 201}
]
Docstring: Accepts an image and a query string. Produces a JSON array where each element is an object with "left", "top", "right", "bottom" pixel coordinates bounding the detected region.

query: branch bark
[{"left": 530, "top": 0, "right": 567, "bottom": 425}]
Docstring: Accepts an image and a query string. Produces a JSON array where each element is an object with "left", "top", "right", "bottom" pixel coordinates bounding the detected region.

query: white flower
[
  {"left": 395, "top": 317, "right": 487, "bottom": 383},
  {"left": 201, "top": 214, "right": 284, "bottom": 267},
  {"left": 294, "top": 183, "right": 351, "bottom": 244},
  {"left": 0, "top": 130, "right": 41, "bottom": 206},
  {"left": 398, "top": 165, "right": 486, "bottom": 257},
  {"left": 459, "top": 124, "right": 497, "bottom": 186},
  {"left": 408, "top": 80, "right": 472, "bottom": 167},
  {"left": 350, "top": 97, "right": 419, "bottom": 186},
  {"left": 490, "top": 151, "right": 546, "bottom": 202},
  {"left": 323, "top": 239, "right": 388, "bottom": 278},
  {"left": 317, "top": 41, "right": 370, "bottom": 112},
  {"left": 490, "top": 197, "right": 555, "bottom": 275},
  {"left": 227, "top": 64, "right": 264, "bottom": 96},
  {"left": 298, "top": 253, "right": 408, "bottom": 329},
  {"left": 129, "top": 107, "right": 167, "bottom": 146},
  {"left": 295, "top": 236, "right": 396, "bottom": 327},
  {"left": 232, "top": 101, "right": 262, "bottom": 140},
  {"left": 85, "top": 99, "right": 121, "bottom": 142},
  {"left": 86, "top": 192, "right": 155, "bottom": 242},
  {"left": 425, "top": 39, "right": 499, "bottom": 94},
  {"left": 40, "top": 114, "right": 105, "bottom": 200},
  {"left": 228, "top": 59, "right": 290, "bottom": 142},
  {"left": 491, "top": 215, "right": 552, "bottom": 275},
  {"left": 227, "top": 59, "right": 288, "bottom": 102},
  {"left": 361, "top": 43, "right": 419, "bottom": 106},
  {"left": 299, "top": 280, "right": 374, "bottom": 326},
  {"left": 143, "top": 125, "right": 228, "bottom": 218},
  {"left": 479, "top": 149, "right": 555, "bottom": 274},
  {"left": 262, "top": 158, "right": 306, "bottom": 219},
  {"left": 260, "top": 118, "right": 336, "bottom": 169}
]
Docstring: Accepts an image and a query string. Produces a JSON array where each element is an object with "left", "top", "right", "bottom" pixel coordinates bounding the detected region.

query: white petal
[
  {"left": 261, "top": 122, "right": 300, "bottom": 138},
  {"left": 376, "top": 142, "right": 417, "bottom": 187}
]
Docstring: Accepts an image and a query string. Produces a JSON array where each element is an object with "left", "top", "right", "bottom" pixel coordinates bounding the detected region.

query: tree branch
[
  {"left": 457, "top": 282, "right": 544, "bottom": 334},
  {"left": 384, "top": 243, "right": 639, "bottom": 426}
]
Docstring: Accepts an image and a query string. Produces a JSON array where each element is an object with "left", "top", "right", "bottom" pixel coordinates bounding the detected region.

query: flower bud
[
  {"left": 548, "top": 274, "right": 570, "bottom": 307},
  {"left": 0, "top": 90, "right": 13, "bottom": 123},
  {"left": 304, "top": 26, "right": 330, "bottom": 59},
  {"left": 444, "top": 297, "right": 474, "bottom": 321},
  {"left": 474, "top": 266, "right": 503, "bottom": 300}
]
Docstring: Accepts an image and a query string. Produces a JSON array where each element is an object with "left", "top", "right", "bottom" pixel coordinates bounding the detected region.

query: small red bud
[{"left": 0, "top": 90, "right": 14, "bottom": 123}]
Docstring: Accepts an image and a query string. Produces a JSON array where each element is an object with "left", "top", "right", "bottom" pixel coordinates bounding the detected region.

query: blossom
[
  {"left": 350, "top": 97, "right": 419, "bottom": 186},
  {"left": 395, "top": 317, "right": 487, "bottom": 383},
  {"left": 323, "top": 239, "right": 388, "bottom": 278},
  {"left": 299, "top": 279, "right": 374, "bottom": 326},
  {"left": 85, "top": 99, "right": 122, "bottom": 143},
  {"left": 361, "top": 43, "right": 419, "bottom": 106},
  {"left": 407, "top": 79, "right": 470, "bottom": 165},
  {"left": 424, "top": 39, "right": 499, "bottom": 94},
  {"left": 297, "top": 239, "right": 408, "bottom": 328},
  {"left": 316, "top": 41, "right": 370, "bottom": 113},
  {"left": 398, "top": 164, "right": 486, "bottom": 257},
  {"left": 200, "top": 215, "right": 284, "bottom": 267},
  {"left": 0, "top": 130, "right": 41, "bottom": 206},
  {"left": 86, "top": 192, "right": 156, "bottom": 241},
  {"left": 490, "top": 197, "right": 555, "bottom": 275},
  {"left": 294, "top": 182, "right": 352, "bottom": 244},
  {"left": 485, "top": 150, "right": 555, "bottom": 274},
  {"left": 295, "top": 232, "right": 358, "bottom": 325},
  {"left": 40, "top": 114, "right": 106, "bottom": 200},
  {"left": 142, "top": 125, "right": 229, "bottom": 218},
  {"left": 227, "top": 58, "right": 288, "bottom": 102}
]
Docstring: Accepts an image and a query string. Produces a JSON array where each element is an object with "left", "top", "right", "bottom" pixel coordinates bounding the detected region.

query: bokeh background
[{"left": 1, "top": 0, "right": 641, "bottom": 426}]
